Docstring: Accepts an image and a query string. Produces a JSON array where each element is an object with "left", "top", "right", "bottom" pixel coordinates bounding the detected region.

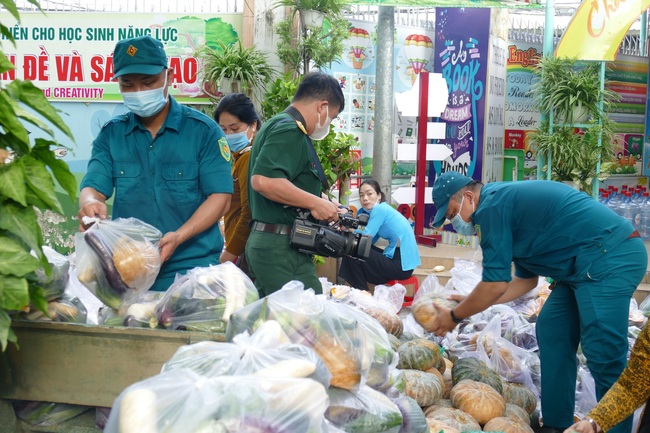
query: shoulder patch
[{"left": 218, "top": 137, "right": 232, "bottom": 162}]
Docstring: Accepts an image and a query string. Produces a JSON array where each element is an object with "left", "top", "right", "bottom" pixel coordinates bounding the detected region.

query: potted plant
[
  {"left": 0, "top": 1, "right": 77, "bottom": 350},
  {"left": 530, "top": 120, "right": 615, "bottom": 195},
  {"left": 273, "top": 0, "right": 350, "bottom": 76},
  {"left": 530, "top": 56, "right": 620, "bottom": 195},
  {"left": 194, "top": 40, "right": 276, "bottom": 101}
]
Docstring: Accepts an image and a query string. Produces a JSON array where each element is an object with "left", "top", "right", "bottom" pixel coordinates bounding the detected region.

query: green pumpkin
[
  {"left": 397, "top": 340, "right": 438, "bottom": 371},
  {"left": 401, "top": 369, "right": 443, "bottom": 406},
  {"left": 451, "top": 357, "right": 503, "bottom": 394},
  {"left": 502, "top": 382, "right": 538, "bottom": 415}
]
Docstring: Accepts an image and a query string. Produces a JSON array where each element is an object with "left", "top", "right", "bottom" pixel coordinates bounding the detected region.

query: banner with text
[{"left": 0, "top": 12, "right": 242, "bottom": 102}]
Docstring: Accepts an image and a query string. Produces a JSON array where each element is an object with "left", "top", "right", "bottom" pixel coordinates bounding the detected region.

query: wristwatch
[
  {"left": 450, "top": 308, "right": 463, "bottom": 324},
  {"left": 585, "top": 418, "right": 599, "bottom": 433}
]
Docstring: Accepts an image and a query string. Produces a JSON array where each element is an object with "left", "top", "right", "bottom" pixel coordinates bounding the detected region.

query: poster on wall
[
  {"left": 504, "top": 42, "right": 542, "bottom": 180},
  {"left": 607, "top": 55, "right": 647, "bottom": 178},
  {"left": 327, "top": 19, "right": 436, "bottom": 178},
  {"left": 0, "top": 12, "right": 242, "bottom": 103},
  {"left": 426, "top": 7, "right": 491, "bottom": 230}
]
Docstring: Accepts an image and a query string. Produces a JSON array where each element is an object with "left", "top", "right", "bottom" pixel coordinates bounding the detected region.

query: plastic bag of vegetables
[
  {"left": 104, "top": 368, "right": 329, "bottom": 433},
  {"left": 227, "top": 282, "right": 378, "bottom": 390},
  {"left": 325, "top": 385, "right": 403, "bottom": 433},
  {"left": 75, "top": 217, "right": 162, "bottom": 309},
  {"left": 34, "top": 246, "right": 70, "bottom": 300},
  {"left": 162, "top": 320, "right": 331, "bottom": 387},
  {"left": 155, "top": 262, "right": 258, "bottom": 334},
  {"left": 22, "top": 293, "right": 88, "bottom": 323},
  {"left": 98, "top": 291, "right": 164, "bottom": 328},
  {"left": 15, "top": 401, "right": 90, "bottom": 426}
]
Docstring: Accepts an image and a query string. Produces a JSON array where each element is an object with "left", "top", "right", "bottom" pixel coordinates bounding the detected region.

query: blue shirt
[
  {"left": 474, "top": 180, "right": 634, "bottom": 283},
  {"left": 357, "top": 202, "right": 421, "bottom": 271},
  {"left": 80, "top": 97, "right": 233, "bottom": 288}
]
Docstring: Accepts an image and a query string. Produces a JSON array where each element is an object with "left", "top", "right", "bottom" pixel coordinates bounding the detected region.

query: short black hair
[
  {"left": 293, "top": 71, "right": 345, "bottom": 113},
  {"left": 214, "top": 93, "right": 261, "bottom": 130}
]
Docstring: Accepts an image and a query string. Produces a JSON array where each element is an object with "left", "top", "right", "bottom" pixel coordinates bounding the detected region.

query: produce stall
[{"left": 0, "top": 321, "right": 222, "bottom": 432}]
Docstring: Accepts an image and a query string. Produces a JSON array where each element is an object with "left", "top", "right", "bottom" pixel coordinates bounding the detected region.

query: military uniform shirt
[
  {"left": 80, "top": 96, "right": 233, "bottom": 282},
  {"left": 248, "top": 112, "right": 321, "bottom": 226},
  {"left": 474, "top": 181, "right": 634, "bottom": 283}
]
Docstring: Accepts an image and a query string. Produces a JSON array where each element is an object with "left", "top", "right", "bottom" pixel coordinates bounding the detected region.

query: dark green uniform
[
  {"left": 475, "top": 180, "right": 646, "bottom": 433},
  {"left": 246, "top": 112, "right": 322, "bottom": 296}
]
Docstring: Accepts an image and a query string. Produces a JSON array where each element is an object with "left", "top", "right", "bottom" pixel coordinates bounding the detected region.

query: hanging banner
[
  {"left": 0, "top": 12, "right": 242, "bottom": 102},
  {"left": 555, "top": 0, "right": 650, "bottom": 61},
  {"left": 343, "top": 0, "right": 541, "bottom": 8}
]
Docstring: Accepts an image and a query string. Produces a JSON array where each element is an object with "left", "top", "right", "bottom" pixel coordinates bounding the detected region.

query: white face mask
[
  {"left": 309, "top": 105, "right": 331, "bottom": 140},
  {"left": 451, "top": 195, "right": 476, "bottom": 236},
  {"left": 122, "top": 73, "right": 169, "bottom": 118}
]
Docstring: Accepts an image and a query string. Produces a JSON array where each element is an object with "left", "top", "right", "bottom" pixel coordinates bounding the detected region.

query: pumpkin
[
  {"left": 401, "top": 369, "right": 443, "bottom": 406},
  {"left": 483, "top": 416, "right": 534, "bottom": 433},
  {"left": 398, "top": 341, "right": 438, "bottom": 371},
  {"left": 442, "top": 367, "right": 453, "bottom": 399},
  {"left": 313, "top": 334, "right": 360, "bottom": 390},
  {"left": 450, "top": 379, "right": 506, "bottom": 425},
  {"left": 412, "top": 293, "right": 459, "bottom": 332},
  {"left": 388, "top": 333, "right": 403, "bottom": 352},
  {"left": 451, "top": 357, "right": 503, "bottom": 394},
  {"left": 411, "top": 338, "right": 446, "bottom": 373},
  {"left": 425, "top": 367, "right": 445, "bottom": 394},
  {"left": 113, "top": 237, "right": 160, "bottom": 288},
  {"left": 425, "top": 419, "right": 460, "bottom": 433},
  {"left": 425, "top": 407, "right": 481, "bottom": 432},
  {"left": 505, "top": 403, "right": 530, "bottom": 425},
  {"left": 423, "top": 399, "right": 453, "bottom": 417},
  {"left": 399, "top": 331, "right": 420, "bottom": 344},
  {"left": 502, "top": 382, "right": 538, "bottom": 415},
  {"left": 364, "top": 306, "right": 403, "bottom": 337}
]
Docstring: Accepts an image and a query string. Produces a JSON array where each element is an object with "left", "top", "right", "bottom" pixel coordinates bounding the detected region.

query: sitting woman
[{"left": 339, "top": 179, "right": 421, "bottom": 291}]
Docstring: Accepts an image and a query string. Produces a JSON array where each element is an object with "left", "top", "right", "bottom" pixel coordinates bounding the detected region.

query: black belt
[
  {"left": 629, "top": 230, "right": 641, "bottom": 239},
  {"left": 251, "top": 221, "right": 291, "bottom": 235}
]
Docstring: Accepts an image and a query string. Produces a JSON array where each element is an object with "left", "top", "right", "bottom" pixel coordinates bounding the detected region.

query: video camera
[{"left": 289, "top": 209, "right": 372, "bottom": 260}]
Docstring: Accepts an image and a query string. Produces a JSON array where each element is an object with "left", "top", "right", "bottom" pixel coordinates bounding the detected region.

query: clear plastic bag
[
  {"left": 104, "top": 369, "right": 329, "bottom": 433},
  {"left": 445, "top": 259, "right": 483, "bottom": 296},
  {"left": 640, "top": 294, "right": 650, "bottom": 317},
  {"left": 15, "top": 401, "right": 90, "bottom": 426},
  {"left": 226, "top": 282, "right": 373, "bottom": 390},
  {"left": 75, "top": 217, "right": 162, "bottom": 309},
  {"left": 96, "top": 406, "right": 111, "bottom": 430},
  {"left": 23, "top": 293, "right": 87, "bottom": 323},
  {"left": 155, "top": 262, "right": 259, "bottom": 333},
  {"left": 66, "top": 264, "right": 103, "bottom": 325},
  {"left": 629, "top": 298, "right": 648, "bottom": 328},
  {"left": 325, "top": 385, "right": 403, "bottom": 433},
  {"left": 574, "top": 366, "right": 597, "bottom": 419},
  {"left": 35, "top": 246, "right": 70, "bottom": 300},
  {"left": 162, "top": 320, "right": 331, "bottom": 388}
]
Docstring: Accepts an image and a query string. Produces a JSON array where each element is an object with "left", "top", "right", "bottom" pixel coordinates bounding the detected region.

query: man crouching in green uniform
[
  {"left": 246, "top": 72, "right": 344, "bottom": 297},
  {"left": 426, "top": 171, "right": 647, "bottom": 433}
]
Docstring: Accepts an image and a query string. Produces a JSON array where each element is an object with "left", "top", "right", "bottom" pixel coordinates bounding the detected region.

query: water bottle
[
  {"left": 618, "top": 192, "right": 634, "bottom": 226},
  {"left": 606, "top": 189, "right": 621, "bottom": 217},
  {"left": 641, "top": 192, "right": 650, "bottom": 239},
  {"left": 630, "top": 191, "right": 642, "bottom": 233}
]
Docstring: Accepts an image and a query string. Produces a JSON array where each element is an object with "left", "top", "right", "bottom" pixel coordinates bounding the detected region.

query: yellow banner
[{"left": 556, "top": 0, "right": 650, "bottom": 61}]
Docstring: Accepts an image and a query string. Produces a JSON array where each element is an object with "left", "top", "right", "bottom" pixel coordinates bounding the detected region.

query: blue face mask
[
  {"left": 122, "top": 73, "right": 168, "bottom": 118},
  {"left": 451, "top": 196, "right": 476, "bottom": 236},
  {"left": 225, "top": 127, "right": 251, "bottom": 153}
]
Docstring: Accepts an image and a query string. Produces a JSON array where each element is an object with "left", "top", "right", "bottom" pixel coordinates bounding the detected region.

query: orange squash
[
  {"left": 450, "top": 379, "right": 506, "bottom": 425},
  {"left": 483, "top": 416, "right": 534, "bottom": 433}
]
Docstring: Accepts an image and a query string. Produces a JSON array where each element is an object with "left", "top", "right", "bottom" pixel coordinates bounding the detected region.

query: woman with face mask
[
  {"left": 338, "top": 179, "right": 421, "bottom": 291},
  {"left": 214, "top": 94, "right": 260, "bottom": 275}
]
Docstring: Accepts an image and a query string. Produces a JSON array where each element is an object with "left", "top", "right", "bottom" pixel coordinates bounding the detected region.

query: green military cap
[{"left": 113, "top": 35, "right": 167, "bottom": 78}]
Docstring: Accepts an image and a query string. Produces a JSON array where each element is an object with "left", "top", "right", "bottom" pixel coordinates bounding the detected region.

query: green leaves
[{"left": 0, "top": 2, "right": 77, "bottom": 351}]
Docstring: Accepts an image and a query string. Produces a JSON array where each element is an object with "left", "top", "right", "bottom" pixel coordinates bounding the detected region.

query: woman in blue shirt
[{"left": 339, "top": 179, "right": 421, "bottom": 291}]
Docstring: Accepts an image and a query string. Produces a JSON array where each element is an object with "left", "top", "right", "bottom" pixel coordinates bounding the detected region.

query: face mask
[
  {"left": 122, "top": 73, "right": 168, "bottom": 118},
  {"left": 309, "top": 105, "right": 331, "bottom": 140},
  {"left": 226, "top": 127, "right": 251, "bottom": 153},
  {"left": 451, "top": 196, "right": 476, "bottom": 236}
]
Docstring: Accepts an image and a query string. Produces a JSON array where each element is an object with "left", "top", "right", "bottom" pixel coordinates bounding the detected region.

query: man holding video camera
[{"left": 246, "top": 72, "right": 345, "bottom": 296}]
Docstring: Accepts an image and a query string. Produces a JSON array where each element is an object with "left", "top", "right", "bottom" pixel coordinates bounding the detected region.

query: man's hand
[
  {"left": 310, "top": 196, "right": 340, "bottom": 222},
  {"left": 159, "top": 232, "right": 182, "bottom": 263},
  {"left": 430, "top": 305, "right": 459, "bottom": 336},
  {"left": 565, "top": 419, "right": 600, "bottom": 433},
  {"left": 78, "top": 201, "right": 107, "bottom": 231}
]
